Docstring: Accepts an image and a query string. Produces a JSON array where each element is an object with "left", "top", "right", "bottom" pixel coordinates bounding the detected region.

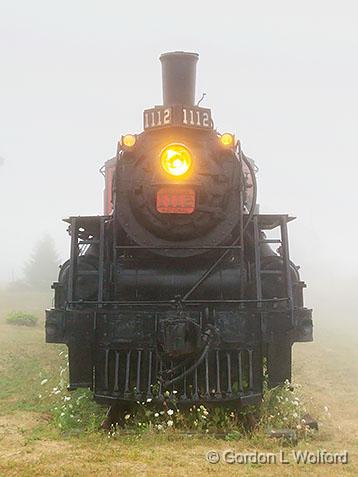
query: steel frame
[{"left": 65, "top": 214, "right": 295, "bottom": 314}]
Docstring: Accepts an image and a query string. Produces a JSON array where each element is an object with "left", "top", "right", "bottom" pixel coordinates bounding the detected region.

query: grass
[
  {"left": 0, "top": 290, "right": 357, "bottom": 476},
  {"left": 5, "top": 311, "right": 38, "bottom": 327}
]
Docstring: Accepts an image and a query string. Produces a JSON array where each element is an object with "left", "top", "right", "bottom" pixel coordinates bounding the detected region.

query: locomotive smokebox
[{"left": 160, "top": 51, "right": 199, "bottom": 106}]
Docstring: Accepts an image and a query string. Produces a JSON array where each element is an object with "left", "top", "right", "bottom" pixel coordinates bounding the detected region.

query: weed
[{"left": 259, "top": 379, "right": 314, "bottom": 440}]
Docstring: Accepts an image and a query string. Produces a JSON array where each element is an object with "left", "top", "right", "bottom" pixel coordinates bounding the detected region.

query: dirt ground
[{"left": 0, "top": 291, "right": 357, "bottom": 476}]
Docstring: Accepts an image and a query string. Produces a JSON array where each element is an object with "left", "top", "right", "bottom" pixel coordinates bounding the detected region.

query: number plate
[
  {"left": 144, "top": 105, "right": 212, "bottom": 130},
  {"left": 156, "top": 187, "right": 195, "bottom": 214}
]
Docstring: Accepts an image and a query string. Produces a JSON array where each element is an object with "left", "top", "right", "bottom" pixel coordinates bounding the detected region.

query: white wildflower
[
  {"left": 167, "top": 409, "right": 174, "bottom": 416},
  {"left": 167, "top": 420, "right": 173, "bottom": 427},
  {"left": 124, "top": 414, "right": 131, "bottom": 420},
  {"left": 146, "top": 398, "right": 152, "bottom": 403},
  {"left": 40, "top": 379, "right": 48, "bottom": 386},
  {"left": 154, "top": 412, "right": 159, "bottom": 418}
]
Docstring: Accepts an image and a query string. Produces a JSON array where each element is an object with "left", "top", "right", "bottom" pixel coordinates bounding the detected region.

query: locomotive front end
[{"left": 46, "top": 52, "right": 313, "bottom": 420}]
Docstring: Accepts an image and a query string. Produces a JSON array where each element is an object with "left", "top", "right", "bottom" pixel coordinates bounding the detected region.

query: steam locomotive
[{"left": 46, "top": 52, "right": 313, "bottom": 422}]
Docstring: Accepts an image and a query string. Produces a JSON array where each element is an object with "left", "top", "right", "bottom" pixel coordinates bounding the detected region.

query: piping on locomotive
[{"left": 46, "top": 52, "right": 313, "bottom": 414}]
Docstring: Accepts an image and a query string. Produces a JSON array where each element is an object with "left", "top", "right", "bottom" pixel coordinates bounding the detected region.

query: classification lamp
[
  {"left": 220, "top": 132, "right": 235, "bottom": 147},
  {"left": 160, "top": 143, "right": 192, "bottom": 177},
  {"left": 122, "top": 134, "right": 137, "bottom": 148}
]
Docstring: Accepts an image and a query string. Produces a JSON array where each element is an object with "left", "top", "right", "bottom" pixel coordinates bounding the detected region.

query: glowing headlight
[{"left": 160, "top": 144, "right": 192, "bottom": 177}]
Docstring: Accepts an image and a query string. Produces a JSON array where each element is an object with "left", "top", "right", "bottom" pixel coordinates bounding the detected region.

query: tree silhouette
[{"left": 24, "top": 235, "right": 60, "bottom": 290}]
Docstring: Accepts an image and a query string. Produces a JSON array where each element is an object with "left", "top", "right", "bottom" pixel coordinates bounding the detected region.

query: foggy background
[{"left": 0, "top": 1, "right": 357, "bottom": 325}]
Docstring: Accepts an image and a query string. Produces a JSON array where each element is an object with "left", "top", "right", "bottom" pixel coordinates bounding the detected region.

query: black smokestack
[{"left": 160, "top": 51, "right": 199, "bottom": 106}]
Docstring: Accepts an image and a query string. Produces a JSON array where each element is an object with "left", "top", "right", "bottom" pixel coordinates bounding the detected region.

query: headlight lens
[{"left": 160, "top": 144, "right": 192, "bottom": 177}]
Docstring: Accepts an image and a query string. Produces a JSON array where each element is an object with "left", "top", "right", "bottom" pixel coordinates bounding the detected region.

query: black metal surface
[
  {"left": 160, "top": 51, "right": 198, "bottom": 106},
  {"left": 60, "top": 208, "right": 308, "bottom": 402},
  {"left": 94, "top": 345, "right": 260, "bottom": 403},
  {"left": 45, "top": 52, "right": 313, "bottom": 410}
]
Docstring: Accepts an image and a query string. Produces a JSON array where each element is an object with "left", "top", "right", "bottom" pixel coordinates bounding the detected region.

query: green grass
[
  {"left": 5, "top": 311, "right": 38, "bottom": 327},
  {"left": 0, "top": 325, "right": 64, "bottom": 414}
]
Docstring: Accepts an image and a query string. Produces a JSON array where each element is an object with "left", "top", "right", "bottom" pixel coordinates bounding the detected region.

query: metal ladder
[
  {"left": 252, "top": 215, "right": 294, "bottom": 319},
  {"left": 67, "top": 216, "right": 107, "bottom": 305}
]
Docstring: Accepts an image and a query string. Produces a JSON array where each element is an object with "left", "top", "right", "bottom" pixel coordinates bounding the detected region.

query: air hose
[{"left": 161, "top": 326, "right": 216, "bottom": 387}]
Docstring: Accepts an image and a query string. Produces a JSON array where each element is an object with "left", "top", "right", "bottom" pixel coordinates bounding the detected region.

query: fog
[{"left": 0, "top": 1, "right": 357, "bottom": 325}]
